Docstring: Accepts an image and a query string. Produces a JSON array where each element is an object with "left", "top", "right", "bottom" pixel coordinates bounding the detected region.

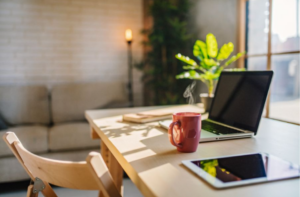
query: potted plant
[{"left": 175, "top": 33, "right": 245, "bottom": 111}]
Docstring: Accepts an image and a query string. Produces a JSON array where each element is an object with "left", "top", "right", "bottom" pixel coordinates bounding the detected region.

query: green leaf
[
  {"left": 176, "top": 71, "right": 189, "bottom": 79},
  {"left": 183, "top": 65, "right": 199, "bottom": 70},
  {"left": 224, "top": 68, "right": 246, "bottom": 71},
  {"left": 214, "top": 67, "right": 224, "bottom": 76},
  {"left": 200, "top": 62, "right": 209, "bottom": 70},
  {"left": 199, "top": 58, "right": 218, "bottom": 70},
  {"left": 206, "top": 33, "right": 218, "bottom": 58},
  {"left": 176, "top": 70, "right": 200, "bottom": 80},
  {"left": 201, "top": 71, "right": 220, "bottom": 81},
  {"left": 188, "top": 70, "right": 200, "bottom": 78},
  {"left": 217, "top": 42, "right": 234, "bottom": 60},
  {"left": 224, "top": 51, "right": 246, "bottom": 67},
  {"left": 203, "top": 58, "right": 218, "bottom": 67},
  {"left": 175, "top": 54, "right": 197, "bottom": 66},
  {"left": 193, "top": 40, "right": 207, "bottom": 60},
  {"left": 176, "top": 71, "right": 219, "bottom": 81}
]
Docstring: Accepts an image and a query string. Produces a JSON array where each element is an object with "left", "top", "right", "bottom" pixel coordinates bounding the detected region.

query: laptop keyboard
[{"left": 202, "top": 120, "right": 243, "bottom": 135}]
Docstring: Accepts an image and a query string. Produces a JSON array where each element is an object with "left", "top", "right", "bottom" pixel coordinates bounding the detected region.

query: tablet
[{"left": 182, "top": 153, "right": 300, "bottom": 188}]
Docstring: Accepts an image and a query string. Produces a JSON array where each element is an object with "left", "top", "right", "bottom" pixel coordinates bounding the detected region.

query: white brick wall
[{"left": 0, "top": 0, "right": 144, "bottom": 106}]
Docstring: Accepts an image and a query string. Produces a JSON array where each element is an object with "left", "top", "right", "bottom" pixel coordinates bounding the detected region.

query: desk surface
[{"left": 85, "top": 105, "right": 300, "bottom": 197}]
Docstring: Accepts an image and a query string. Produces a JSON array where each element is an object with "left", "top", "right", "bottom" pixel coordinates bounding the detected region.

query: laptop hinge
[{"left": 205, "top": 119, "right": 252, "bottom": 133}]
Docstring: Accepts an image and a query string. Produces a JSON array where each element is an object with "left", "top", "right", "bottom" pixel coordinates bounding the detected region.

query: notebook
[{"left": 123, "top": 105, "right": 204, "bottom": 123}]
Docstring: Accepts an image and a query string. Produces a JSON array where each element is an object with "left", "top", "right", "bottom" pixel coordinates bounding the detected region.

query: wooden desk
[{"left": 85, "top": 105, "right": 300, "bottom": 197}]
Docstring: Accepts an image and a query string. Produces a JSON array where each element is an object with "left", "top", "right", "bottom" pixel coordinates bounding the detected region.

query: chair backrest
[{"left": 3, "top": 132, "right": 121, "bottom": 197}]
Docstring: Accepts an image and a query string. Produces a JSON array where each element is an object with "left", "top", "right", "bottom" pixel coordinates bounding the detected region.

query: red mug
[{"left": 168, "top": 112, "right": 201, "bottom": 153}]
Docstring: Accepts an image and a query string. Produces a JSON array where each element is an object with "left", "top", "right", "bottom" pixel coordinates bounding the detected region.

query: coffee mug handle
[{"left": 169, "top": 121, "right": 183, "bottom": 148}]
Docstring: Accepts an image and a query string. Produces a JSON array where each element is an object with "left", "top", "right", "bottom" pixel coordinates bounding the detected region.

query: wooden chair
[{"left": 3, "top": 132, "right": 121, "bottom": 197}]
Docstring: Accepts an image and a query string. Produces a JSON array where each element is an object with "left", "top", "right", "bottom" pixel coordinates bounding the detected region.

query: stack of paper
[{"left": 122, "top": 105, "right": 204, "bottom": 123}]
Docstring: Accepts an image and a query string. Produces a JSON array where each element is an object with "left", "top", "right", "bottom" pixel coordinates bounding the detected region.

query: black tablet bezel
[{"left": 182, "top": 152, "right": 300, "bottom": 189}]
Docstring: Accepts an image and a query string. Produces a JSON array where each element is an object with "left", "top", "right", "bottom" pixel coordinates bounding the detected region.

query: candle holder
[{"left": 125, "top": 29, "right": 134, "bottom": 107}]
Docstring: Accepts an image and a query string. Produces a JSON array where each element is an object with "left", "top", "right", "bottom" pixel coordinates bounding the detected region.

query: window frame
[{"left": 237, "top": 0, "right": 300, "bottom": 124}]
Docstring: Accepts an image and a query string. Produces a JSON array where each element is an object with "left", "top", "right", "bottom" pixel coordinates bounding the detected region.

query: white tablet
[{"left": 182, "top": 153, "right": 300, "bottom": 188}]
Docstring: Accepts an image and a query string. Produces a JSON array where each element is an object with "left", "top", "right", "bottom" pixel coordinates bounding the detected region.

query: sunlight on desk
[
  {"left": 139, "top": 163, "right": 181, "bottom": 196},
  {"left": 95, "top": 115, "right": 165, "bottom": 154},
  {"left": 109, "top": 127, "right": 164, "bottom": 154},
  {"left": 124, "top": 149, "right": 157, "bottom": 162}
]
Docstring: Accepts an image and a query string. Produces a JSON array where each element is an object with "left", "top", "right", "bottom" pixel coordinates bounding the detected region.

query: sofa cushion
[
  {"left": 51, "top": 82, "right": 127, "bottom": 123},
  {"left": 0, "top": 126, "right": 48, "bottom": 157},
  {"left": 48, "top": 122, "right": 99, "bottom": 151},
  {"left": 0, "top": 156, "right": 30, "bottom": 183},
  {"left": 0, "top": 85, "right": 50, "bottom": 125}
]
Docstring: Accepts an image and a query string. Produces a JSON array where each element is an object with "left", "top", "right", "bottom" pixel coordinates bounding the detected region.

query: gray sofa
[{"left": 0, "top": 82, "right": 128, "bottom": 183}]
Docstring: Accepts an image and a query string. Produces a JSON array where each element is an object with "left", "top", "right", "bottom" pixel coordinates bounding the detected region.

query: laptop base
[{"left": 158, "top": 120, "right": 253, "bottom": 143}]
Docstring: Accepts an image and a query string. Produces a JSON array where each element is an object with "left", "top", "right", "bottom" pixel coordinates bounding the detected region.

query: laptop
[{"left": 159, "top": 71, "right": 273, "bottom": 142}]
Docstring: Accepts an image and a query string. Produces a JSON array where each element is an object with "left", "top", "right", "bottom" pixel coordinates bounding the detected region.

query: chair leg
[
  {"left": 27, "top": 185, "right": 38, "bottom": 197},
  {"left": 98, "top": 191, "right": 107, "bottom": 197},
  {"left": 41, "top": 181, "right": 57, "bottom": 197}
]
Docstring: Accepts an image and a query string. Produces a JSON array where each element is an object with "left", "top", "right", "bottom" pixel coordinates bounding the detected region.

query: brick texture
[{"left": 0, "top": 0, "right": 143, "bottom": 106}]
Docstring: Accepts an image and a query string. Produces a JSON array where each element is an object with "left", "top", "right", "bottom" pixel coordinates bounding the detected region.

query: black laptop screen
[{"left": 209, "top": 71, "right": 273, "bottom": 133}]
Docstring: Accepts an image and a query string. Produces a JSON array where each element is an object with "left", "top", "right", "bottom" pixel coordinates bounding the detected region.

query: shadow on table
[{"left": 98, "top": 123, "right": 164, "bottom": 138}]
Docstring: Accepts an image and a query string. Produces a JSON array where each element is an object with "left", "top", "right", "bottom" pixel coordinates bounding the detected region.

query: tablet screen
[{"left": 191, "top": 153, "right": 300, "bottom": 183}]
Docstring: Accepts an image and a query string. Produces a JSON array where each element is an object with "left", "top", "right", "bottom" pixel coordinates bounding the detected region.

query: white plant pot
[{"left": 200, "top": 93, "right": 214, "bottom": 112}]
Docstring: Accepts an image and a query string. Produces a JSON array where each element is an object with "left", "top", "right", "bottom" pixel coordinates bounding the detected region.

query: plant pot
[{"left": 200, "top": 93, "right": 214, "bottom": 112}]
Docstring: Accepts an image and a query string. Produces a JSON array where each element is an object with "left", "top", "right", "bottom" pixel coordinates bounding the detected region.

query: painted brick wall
[{"left": 0, "top": 0, "right": 143, "bottom": 106}]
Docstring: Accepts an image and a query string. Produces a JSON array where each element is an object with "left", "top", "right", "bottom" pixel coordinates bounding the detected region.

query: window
[{"left": 238, "top": 0, "right": 300, "bottom": 124}]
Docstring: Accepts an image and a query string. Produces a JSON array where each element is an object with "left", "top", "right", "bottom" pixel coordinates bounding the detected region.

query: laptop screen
[{"left": 209, "top": 71, "right": 273, "bottom": 134}]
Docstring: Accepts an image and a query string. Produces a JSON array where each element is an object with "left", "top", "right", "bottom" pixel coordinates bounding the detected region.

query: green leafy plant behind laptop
[{"left": 176, "top": 33, "right": 246, "bottom": 96}]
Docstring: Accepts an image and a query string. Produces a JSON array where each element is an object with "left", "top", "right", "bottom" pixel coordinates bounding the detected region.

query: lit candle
[{"left": 125, "top": 29, "right": 133, "bottom": 42}]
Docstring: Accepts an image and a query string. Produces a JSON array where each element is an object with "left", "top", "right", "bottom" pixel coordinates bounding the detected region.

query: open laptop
[{"left": 159, "top": 71, "right": 273, "bottom": 142}]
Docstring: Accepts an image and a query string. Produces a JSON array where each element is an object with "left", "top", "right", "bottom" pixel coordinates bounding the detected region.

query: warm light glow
[{"left": 125, "top": 29, "right": 133, "bottom": 42}]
